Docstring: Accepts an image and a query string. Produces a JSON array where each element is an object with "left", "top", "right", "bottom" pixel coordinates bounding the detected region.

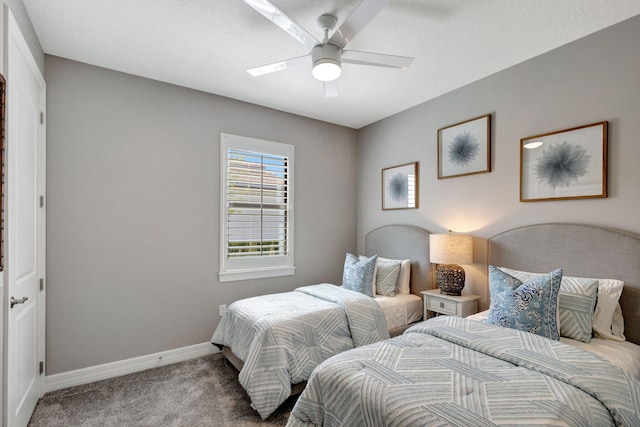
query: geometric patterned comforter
[
  {"left": 211, "top": 283, "right": 389, "bottom": 420},
  {"left": 287, "top": 316, "right": 640, "bottom": 426}
]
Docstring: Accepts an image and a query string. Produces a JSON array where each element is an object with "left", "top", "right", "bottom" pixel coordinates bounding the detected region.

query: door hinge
[
  {"left": 40, "top": 195, "right": 44, "bottom": 208},
  {"left": 40, "top": 111, "right": 44, "bottom": 125},
  {"left": 39, "top": 361, "right": 44, "bottom": 375},
  {"left": 40, "top": 278, "right": 44, "bottom": 291}
]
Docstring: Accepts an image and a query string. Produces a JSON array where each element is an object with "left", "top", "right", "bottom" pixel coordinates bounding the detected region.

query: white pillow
[
  {"left": 592, "top": 279, "right": 625, "bottom": 341},
  {"left": 379, "top": 257, "right": 410, "bottom": 294},
  {"left": 611, "top": 304, "right": 625, "bottom": 338}
]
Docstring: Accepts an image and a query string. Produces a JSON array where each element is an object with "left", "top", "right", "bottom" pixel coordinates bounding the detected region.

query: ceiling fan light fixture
[
  {"left": 312, "top": 59, "right": 341, "bottom": 81},
  {"left": 311, "top": 44, "right": 342, "bottom": 82}
]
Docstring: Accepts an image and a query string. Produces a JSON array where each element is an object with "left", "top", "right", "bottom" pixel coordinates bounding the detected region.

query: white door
[{"left": 6, "top": 10, "right": 46, "bottom": 427}]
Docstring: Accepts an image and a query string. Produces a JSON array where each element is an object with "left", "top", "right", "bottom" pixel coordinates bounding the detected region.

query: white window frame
[{"left": 219, "top": 133, "right": 295, "bottom": 282}]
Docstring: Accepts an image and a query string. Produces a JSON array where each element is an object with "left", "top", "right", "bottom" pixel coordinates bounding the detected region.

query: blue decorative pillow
[
  {"left": 499, "top": 267, "right": 598, "bottom": 343},
  {"left": 342, "top": 253, "right": 377, "bottom": 297},
  {"left": 487, "top": 265, "right": 562, "bottom": 340}
]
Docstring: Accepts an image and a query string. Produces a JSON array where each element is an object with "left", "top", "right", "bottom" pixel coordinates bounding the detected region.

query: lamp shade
[{"left": 429, "top": 233, "right": 473, "bottom": 265}]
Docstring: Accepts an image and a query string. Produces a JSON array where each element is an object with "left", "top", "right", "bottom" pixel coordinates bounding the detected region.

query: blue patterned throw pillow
[
  {"left": 499, "top": 267, "right": 598, "bottom": 343},
  {"left": 342, "top": 253, "right": 377, "bottom": 297},
  {"left": 487, "top": 265, "right": 562, "bottom": 340}
]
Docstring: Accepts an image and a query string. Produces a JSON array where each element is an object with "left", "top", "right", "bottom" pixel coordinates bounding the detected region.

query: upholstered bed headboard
[
  {"left": 365, "top": 224, "right": 432, "bottom": 295},
  {"left": 488, "top": 223, "right": 640, "bottom": 346}
]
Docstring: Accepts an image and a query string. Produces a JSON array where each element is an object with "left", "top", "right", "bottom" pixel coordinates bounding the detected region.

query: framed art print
[
  {"left": 382, "top": 162, "right": 419, "bottom": 210},
  {"left": 520, "top": 121, "right": 607, "bottom": 202},
  {"left": 438, "top": 114, "right": 491, "bottom": 179}
]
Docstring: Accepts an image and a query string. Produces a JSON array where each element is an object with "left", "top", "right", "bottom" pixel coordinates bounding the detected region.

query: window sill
[{"left": 218, "top": 266, "right": 295, "bottom": 283}]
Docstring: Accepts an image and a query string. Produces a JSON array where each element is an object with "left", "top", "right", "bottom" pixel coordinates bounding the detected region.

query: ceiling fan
[{"left": 244, "top": 0, "right": 414, "bottom": 97}]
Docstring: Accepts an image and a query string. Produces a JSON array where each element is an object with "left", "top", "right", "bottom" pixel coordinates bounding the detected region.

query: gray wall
[
  {"left": 45, "top": 56, "right": 358, "bottom": 374},
  {"left": 357, "top": 15, "right": 640, "bottom": 310}
]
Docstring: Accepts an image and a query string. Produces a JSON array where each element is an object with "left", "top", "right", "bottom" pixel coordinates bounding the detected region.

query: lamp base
[{"left": 436, "top": 264, "right": 466, "bottom": 296}]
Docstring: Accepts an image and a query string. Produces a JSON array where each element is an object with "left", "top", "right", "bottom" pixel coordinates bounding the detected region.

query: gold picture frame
[
  {"left": 437, "top": 114, "right": 491, "bottom": 179},
  {"left": 382, "top": 162, "right": 419, "bottom": 210},
  {"left": 520, "top": 121, "right": 608, "bottom": 202}
]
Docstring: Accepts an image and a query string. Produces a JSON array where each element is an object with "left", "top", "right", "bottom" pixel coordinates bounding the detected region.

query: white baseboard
[{"left": 45, "top": 342, "right": 220, "bottom": 393}]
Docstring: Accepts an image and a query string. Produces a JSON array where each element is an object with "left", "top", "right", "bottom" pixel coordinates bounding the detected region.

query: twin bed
[
  {"left": 286, "top": 223, "right": 640, "bottom": 426},
  {"left": 211, "top": 224, "right": 430, "bottom": 419},
  {"left": 212, "top": 223, "right": 640, "bottom": 425}
]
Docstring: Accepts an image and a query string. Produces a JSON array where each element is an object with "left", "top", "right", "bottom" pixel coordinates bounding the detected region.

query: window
[{"left": 219, "top": 133, "right": 294, "bottom": 282}]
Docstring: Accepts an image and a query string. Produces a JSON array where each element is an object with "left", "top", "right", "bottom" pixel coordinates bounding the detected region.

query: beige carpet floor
[{"left": 28, "top": 353, "right": 297, "bottom": 426}]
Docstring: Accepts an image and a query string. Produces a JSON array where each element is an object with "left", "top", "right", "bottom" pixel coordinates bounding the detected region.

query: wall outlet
[{"left": 219, "top": 304, "right": 226, "bottom": 317}]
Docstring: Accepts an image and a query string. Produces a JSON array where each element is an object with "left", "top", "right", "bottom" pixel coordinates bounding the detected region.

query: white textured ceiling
[{"left": 23, "top": 0, "right": 640, "bottom": 129}]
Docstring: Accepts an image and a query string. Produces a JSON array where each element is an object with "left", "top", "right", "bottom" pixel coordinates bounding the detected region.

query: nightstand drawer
[
  {"left": 421, "top": 289, "right": 481, "bottom": 320},
  {"left": 427, "top": 297, "right": 457, "bottom": 315}
]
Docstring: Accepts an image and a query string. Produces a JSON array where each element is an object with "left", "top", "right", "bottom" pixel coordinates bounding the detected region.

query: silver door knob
[{"left": 10, "top": 296, "right": 28, "bottom": 308}]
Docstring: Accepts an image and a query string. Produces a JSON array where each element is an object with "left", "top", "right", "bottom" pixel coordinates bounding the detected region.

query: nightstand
[{"left": 421, "top": 289, "right": 480, "bottom": 319}]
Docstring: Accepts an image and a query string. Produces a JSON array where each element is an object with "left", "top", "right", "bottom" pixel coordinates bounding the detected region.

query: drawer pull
[{"left": 440, "top": 302, "right": 444, "bottom": 309}]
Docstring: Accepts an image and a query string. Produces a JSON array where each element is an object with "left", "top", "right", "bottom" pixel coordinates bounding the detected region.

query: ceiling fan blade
[
  {"left": 323, "top": 81, "right": 338, "bottom": 97},
  {"left": 247, "top": 55, "right": 310, "bottom": 77},
  {"left": 329, "top": 0, "right": 389, "bottom": 48},
  {"left": 342, "top": 50, "right": 413, "bottom": 69},
  {"left": 244, "top": 0, "right": 319, "bottom": 51}
]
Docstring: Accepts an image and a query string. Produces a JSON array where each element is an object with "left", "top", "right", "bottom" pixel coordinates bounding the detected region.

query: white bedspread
[
  {"left": 211, "top": 283, "right": 389, "bottom": 419},
  {"left": 468, "top": 310, "right": 640, "bottom": 381},
  {"left": 288, "top": 317, "right": 640, "bottom": 426}
]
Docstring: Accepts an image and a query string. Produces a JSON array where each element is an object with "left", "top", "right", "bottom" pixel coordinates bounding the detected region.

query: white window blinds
[
  {"left": 227, "top": 149, "right": 289, "bottom": 258},
  {"left": 219, "top": 133, "right": 295, "bottom": 282}
]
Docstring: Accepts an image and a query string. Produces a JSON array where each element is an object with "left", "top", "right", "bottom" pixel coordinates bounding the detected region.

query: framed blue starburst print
[
  {"left": 437, "top": 114, "right": 491, "bottom": 179},
  {"left": 382, "top": 162, "right": 419, "bottom": 210},
  {"left": 520, "top": 121, "right": 607, "bottom": 202}
]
